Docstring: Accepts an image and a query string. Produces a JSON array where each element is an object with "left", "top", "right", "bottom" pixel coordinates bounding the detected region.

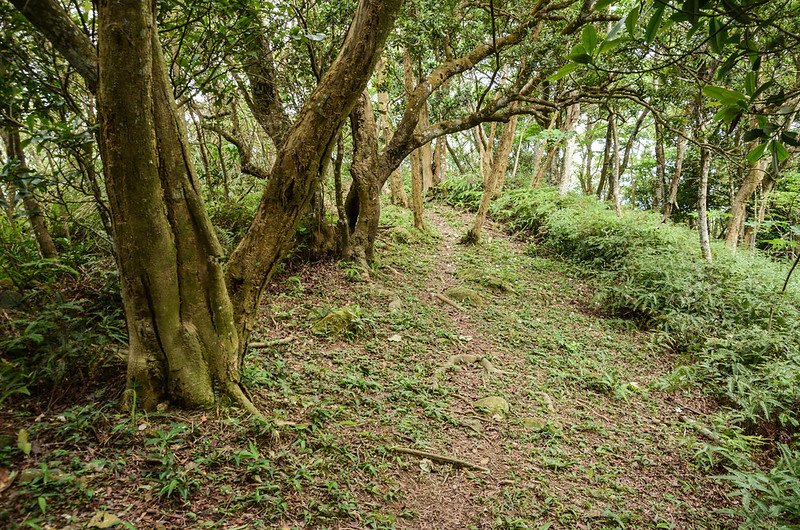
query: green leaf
[
  {"left": 598, "top": 37, "right": 628, "bottom": 55},
  {"left": 38, "top": 496, "right": 47, "bottom": 514},
  {"left": 547, "top": 62, "right": 580, "bottom": 81},
  {"left": 742, "top": 128, "right": 766, "bottom": 142},
  {"left": 570, "top": 53, "right": 593, "bottom": 64},
  {"left": 625, "top": 7, "right": 640, "bottom": 38},
  {"left": 708, "top": 17, "right": 727, "bottom": 53},
  {"left": 771, "top": 140, "right": 789, "bottom": 163},
  {"left": 716, "top": 52, "right": 739, "bottom": 79},
  {"left": 582, "top": 25, "right": 598, "bottom": 53},
  {"left": 702, "top": 85, "right": 747, "bottom": 106},
  {"left": 746, "top": 141, "right": 768, "bottom": 163},
  {"left": 645, "top": 2, "right": 666, "bottom": 44},
  {"left": 607, "top": 17, "right": 626, "bottom": 40},
  {"left": 781, "top": 131, "right": 800, "bottom": 148},
  {"left": 744, "top": 72, "right": 756, "bottom": 96}
]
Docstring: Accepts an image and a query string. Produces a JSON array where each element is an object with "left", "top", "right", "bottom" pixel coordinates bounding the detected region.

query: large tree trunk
[
  {"left": 3, "top": 129, "right": 59, "bottom": 259},
  {"left": 725, "top": 158, "right": 768, "bottom": 250},
  {"left": 403, "top": 49, "right": 426, "bottom": 229},
  {"left": 698, "top": 146, "right": 713, "bottom": 261},
  {"left": 98, "top": 0, "right": 245, "bottom": 411},
  {"left": 225, "top": 0, "right": 402, "bottom": 351},
  {"left": 347, "top": 93, "right": 384, "bottom": 268}
]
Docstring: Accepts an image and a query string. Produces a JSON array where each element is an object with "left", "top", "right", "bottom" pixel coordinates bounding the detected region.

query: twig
[
  {"left": 680, "top": 415, "right": 723, "bottom": 444},
  {"left": 389, "top": 446, "right": 490, "bottom": 473},
  {"left": 434, "top": 292, "right": 466, "bottom": 312}
]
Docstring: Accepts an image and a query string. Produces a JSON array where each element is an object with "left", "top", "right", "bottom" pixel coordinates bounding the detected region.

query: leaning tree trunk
[
  {"left": 608, "top": 111, "right": 622, "bottom": 216},
  {"left": 4, "top": 129, "right": 59, "bottom": 259},
  {"left": 725, "top": 158, "right": 768, "bottom": 250},
  {"left": 462, "top": 115, "right": 518, "bottom": 244},
  {"left": 98, "top": 0, "right": 247, "bottom": 411},
  {"left": 225, "top": 0, "right": 403, "bottom": 352},
  {"left": 661, "top": 133, "right": 686, "bottom": 222}
]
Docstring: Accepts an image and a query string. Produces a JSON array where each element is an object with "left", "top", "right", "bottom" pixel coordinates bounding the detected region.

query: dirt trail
[{"left": 0, "top": 202, "right": 736, "bottom": 530}]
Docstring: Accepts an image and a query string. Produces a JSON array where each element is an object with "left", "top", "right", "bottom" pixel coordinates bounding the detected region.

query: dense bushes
[{"left": 438, "top": 177, "right": 800, "bottom": 525}]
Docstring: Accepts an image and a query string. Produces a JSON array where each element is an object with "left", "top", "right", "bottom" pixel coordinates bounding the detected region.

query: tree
[{"left": 12, "top": 0, "right": 402, "bottom": 411}]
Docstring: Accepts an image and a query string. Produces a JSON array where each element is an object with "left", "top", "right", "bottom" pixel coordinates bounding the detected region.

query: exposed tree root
[
  {"left": 435, "top": 353, "right": 509, "bottom": 377},
  {"left": 389, "top": 446, "right": 490, "bottom": 473},
  {"left": 224, "top": 381, "right": 265, "bottom": 420},
  {"left": 249, "top": 335, "right": 295, "bottom": 349},
  {"left": 433, "top": 292, "right": 467, "bottom": 312}
]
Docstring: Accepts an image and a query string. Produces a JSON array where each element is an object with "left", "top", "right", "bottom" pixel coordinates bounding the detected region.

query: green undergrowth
[{"left": 437, "top": 176, "right": 800, "bottom": 527}]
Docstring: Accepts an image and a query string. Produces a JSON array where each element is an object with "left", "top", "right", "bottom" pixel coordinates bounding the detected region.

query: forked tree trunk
[{"left": 725, "top": 158, "right": 768, "bottom": 250}]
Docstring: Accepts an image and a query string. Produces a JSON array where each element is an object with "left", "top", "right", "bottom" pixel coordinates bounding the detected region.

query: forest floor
[{"left": 0, "top": 201, "right": 739, "bottom": 529}]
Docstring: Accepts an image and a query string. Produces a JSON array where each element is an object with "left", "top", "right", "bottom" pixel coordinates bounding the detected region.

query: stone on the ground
[
  {"left": 445, "top": 286, "right": 484, "bottom": 306},
  {"left": 474, "top": 395, "right": 510, "bottom": 417},
  {"left": 389, "top": 226, "right": 414, "bottom": 244},
  {"left": 311, "top": 306, "right": 358, "bottom": 337}
]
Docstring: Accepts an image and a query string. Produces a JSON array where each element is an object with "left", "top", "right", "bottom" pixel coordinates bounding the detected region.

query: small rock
[
  {"left": 389, "top": 226, "right": 414, "bottom": 244},
  {"left": 18, "top": 468, "right": 43, "bottom": 483},
  {"left": 474, "top": 396, "right": 510, "bottom": 417},
  {"left": 445, "top": 286, "right": 484, "bottom": 306},
  {"left": 311, "top": 306, "right": 358, "bottom": 337}
]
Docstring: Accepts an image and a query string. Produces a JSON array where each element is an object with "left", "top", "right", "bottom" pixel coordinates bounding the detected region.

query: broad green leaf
[
  {"left": 742, "top": 128, "right": 766, "bottom": 142},
  {"left": 746, "top": 141, "right": 768, "bottom": 163},
  {"left": 547, "top": 62, "right": 580, "bottom": 81},
  {"left": 744, "top": 72, "right": 756, "bottom": 96},
  {"left": 771, "top": 140, "right": 790, "bottom": 163},
  {"left": 598, "top": 37, "right": 628, "bottom": 55},
  {"left": 645, "top": 2, "right": 666, "bottom": 44},
  {"left": 570, "top": 53, "right": 593, "bottom": 64},
  {"left": 702, "top": 85, "right": 746, "bottom": 106},
  {"left": 625, "top": 7, "right": 640, "bottom": 38},
  {"left": 781, "top": 131, "right": 800, "bottom": 148},
  {"left": 582, "top": 25, "right": 598, "bottom": 53}
]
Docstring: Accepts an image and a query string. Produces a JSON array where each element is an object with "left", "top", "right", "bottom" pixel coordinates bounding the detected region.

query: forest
[{"left": 0, "top": 0, "right": 799, "bottom": 527}]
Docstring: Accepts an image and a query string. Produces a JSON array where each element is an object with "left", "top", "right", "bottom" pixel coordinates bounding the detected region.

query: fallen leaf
[
  {"left": 88, "top": 511, "right": 122, "bottom": 528},
  {"left": 387, "top": 334, "right": 402, "bottom": 342},
  {"left": 17, "top": 429, "right": 31, "bottom": 456}
]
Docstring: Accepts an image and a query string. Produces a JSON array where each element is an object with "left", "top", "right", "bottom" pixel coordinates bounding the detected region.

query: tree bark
[
  {"left": 98, "top": 0, "right": 244, "bottom": 410},
  {"left": 462, "top": 115, "right": 518, "bottom": 244},
  {"left": 725, "top": 158, "right": 768, "bottom": 250},
  {"left": 3, "top": 129, "right": 59, "bottom": 259},
  {"left": 661, "top": 133, "right": 686, "bottom": 222},
  {"left": 653, "top": 120, "right": 666, "bottom": 211},
  {"left": 557, "top": 103, "right": 580, "bottom": 195},
  {"left": 375, "top": 56, "right": 408, "bottom": 207},
  {"left": 608, "top": 110, "right": 622, "bottom": 215},
  {"left": 597, "top": 116, "right": 613, "bottom": 199},
  {"left": 225, "top": 0, "right": 403, "bottom": 349},
  {"left": 433, "top": 136, "right": 447, "bottom": 185},
  {"left": 698, "top": 146, "right": 713, "bottom": 261}
]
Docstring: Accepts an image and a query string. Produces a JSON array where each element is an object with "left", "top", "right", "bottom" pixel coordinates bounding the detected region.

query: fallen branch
[
  {"left": 249, "top": 336, "right": 295, "bottom": 349},
  {"left": 434, "top": 292, "right": 466, "bottom": 312},
  {"left": 389, "top": 446, "right": 490, "bottom": 473}
]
